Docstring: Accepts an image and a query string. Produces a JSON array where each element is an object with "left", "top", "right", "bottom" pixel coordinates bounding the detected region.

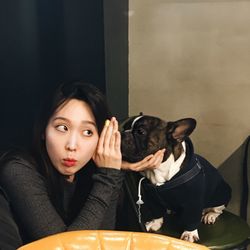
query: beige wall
[{"left": 129, "top": 0, "right": 250, "bottom": 167}]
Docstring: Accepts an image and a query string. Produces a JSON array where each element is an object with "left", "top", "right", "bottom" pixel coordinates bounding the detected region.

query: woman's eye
[
  {"left": 83, "top": 130, "right": 93, "bottom": 137},
  {"left": 56, "top": 125, "right": 68, "bottom": 132}
]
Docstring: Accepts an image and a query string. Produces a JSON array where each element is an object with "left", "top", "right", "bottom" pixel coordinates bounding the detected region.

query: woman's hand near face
[
  {"left": 121, "top": 149, "right": 165, "bottom": 172},
  {"left": 93, "top": 117, "right": 122, "bottom": 170}
]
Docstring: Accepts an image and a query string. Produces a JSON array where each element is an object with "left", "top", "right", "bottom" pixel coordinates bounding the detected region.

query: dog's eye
[{"left": 136, "top": 127, "right": 146, "bottom": 135}]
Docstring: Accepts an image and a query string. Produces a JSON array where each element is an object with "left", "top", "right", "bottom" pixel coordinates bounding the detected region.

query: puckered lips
[{"left": 62, "top": 158, "right": 77, "bottom": 167}]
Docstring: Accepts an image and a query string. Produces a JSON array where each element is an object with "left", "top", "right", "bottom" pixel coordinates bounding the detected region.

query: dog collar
[{"left": 123, "top": 115, "right": 144, "bottom": 133}]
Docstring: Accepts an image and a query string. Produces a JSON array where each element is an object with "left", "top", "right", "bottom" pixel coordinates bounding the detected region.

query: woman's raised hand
[
  {"left": 121, "top": 149, "right": 165, "bottom": 172},
  {"left": 93, "top": 117, "right": 122, "bottom": 170}
]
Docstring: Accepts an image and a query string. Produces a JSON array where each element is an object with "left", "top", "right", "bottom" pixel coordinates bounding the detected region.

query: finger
[
  {"left": 113, "top": 117, "right": 118, "bottom": 133},
  {"left": 133, "top": 156, "right": 155, "bottom": 171},
  {"left": 140, "top": 154, "right": 154, "bottom": 163},
  {"left": 147, "top": 152, "right": 160, "bottom": 166},
  {"left": 136, "top": 149, "right": 164, "bottom": 171},
  {"left": 110, "top": 119, "right": 119, "bottom": 149},
  {"left": 114, "top": 131, "right": 121, "bottom": 151},
  {"left": 154, "top": 149, "right": 165, "bottom": 158},
  {"left": 152, "top": 150, "right": 165, "bottom": 168},
  {"left": 98, "top": 119, "right": 110, "bottom": 150},
  {"left": 103, "top": 117, "right": 115, "bottom": 149}
]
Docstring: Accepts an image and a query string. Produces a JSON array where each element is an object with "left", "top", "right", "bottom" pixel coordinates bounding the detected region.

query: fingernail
[{"left": 105, "top": 119, "right": 110, "bottom": 127}]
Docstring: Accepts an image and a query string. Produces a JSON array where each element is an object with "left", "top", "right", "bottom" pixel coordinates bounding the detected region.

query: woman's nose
[{"left": 65, "top": 134, "right": 78, "bottom": 151}]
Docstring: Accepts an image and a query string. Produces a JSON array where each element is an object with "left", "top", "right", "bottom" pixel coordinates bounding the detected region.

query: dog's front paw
[
  {"left": 145, "top": 217, "right": 164, "bottom": 232},
  {"left": 202, "top": 205, "right": 225, "bottom": 224},
  {"left": 180, "top": 229, "right": 199, "bottom": 242},
  {"left": 202, "top": 212, "right": 220, "bottom": 224}
]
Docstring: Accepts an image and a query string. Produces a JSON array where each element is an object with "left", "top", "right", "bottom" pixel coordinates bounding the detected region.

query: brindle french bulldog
[{"left": 120, "top": 114, "right": 231, "bottom": 242}]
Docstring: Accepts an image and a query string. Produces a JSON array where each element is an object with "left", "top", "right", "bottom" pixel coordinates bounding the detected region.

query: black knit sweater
[{"left": 0, "top": 151, "right": 124, "bottom": 244}]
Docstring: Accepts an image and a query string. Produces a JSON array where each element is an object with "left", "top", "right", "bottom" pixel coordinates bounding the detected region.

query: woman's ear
[{"left": 167, "top": 118, "right": 196, "bottom": 142}]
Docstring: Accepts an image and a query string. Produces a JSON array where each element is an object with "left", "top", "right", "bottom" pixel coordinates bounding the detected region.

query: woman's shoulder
[{"left": 0, "top": 148, "right": 37, "bottom": 173}]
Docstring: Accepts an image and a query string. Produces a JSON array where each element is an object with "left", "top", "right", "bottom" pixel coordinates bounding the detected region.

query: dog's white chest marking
[{"left": 143, "top": 142, "right": 186, "bottom": 186}]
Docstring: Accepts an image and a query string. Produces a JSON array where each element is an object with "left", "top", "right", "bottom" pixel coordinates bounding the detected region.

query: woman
[
  {"left": 0, "top": 81, "right": 165, "bottom": 245},
  {"left": 0, "top": 81, "right": 124, "bottom": 244}
]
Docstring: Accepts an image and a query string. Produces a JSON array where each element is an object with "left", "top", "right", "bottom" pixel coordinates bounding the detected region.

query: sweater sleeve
[
  {"left": 0, "top": 155, "right": 124, "bottom": 241},
  {"left": 69, "top": 168, "right": 123, "bottom": 230}
]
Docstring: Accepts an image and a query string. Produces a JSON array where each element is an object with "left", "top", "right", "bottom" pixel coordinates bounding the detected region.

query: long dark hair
[{"left": 32, "top": 81, "right": 111, "bottom": 219}]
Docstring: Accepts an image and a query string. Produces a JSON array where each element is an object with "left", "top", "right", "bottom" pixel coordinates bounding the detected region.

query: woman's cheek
[
  {"left": 45, "top": 128, "right": 59, "bottom": 154},
  {"left": 85, "top": 137, "right": 99, "bottom": 156}
]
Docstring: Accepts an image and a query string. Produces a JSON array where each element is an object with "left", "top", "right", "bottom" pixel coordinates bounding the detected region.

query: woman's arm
[
  {"left": 71, "top": 168, "right": 123, "bottom": 230},
  {"left": 0, "top": 156, "right": 123, "bottom": 242}
]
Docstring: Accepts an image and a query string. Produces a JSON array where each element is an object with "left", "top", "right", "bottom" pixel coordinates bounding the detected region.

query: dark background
[{"left": 0, "top": 1, "right": 128, "bottom": 150}]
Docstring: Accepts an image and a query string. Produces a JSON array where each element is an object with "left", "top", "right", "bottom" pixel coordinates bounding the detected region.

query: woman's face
[{"left": 45, "top": 99, "right": 99, "bottom": 180}]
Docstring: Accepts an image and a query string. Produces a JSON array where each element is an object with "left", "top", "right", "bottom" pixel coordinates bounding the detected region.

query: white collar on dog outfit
[{"left": 143, "top": 142, "right": 186, "bottom": 186}]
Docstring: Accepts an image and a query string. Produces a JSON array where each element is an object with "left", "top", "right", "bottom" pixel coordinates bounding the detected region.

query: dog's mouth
[
  {"left": 121, "top": 142, "right": 166, "bottom": 163},
  {"left": 121, "top": 134, "right": 150, "bottom": 163}
]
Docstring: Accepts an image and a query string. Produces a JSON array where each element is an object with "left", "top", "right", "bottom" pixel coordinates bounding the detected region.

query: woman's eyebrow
[
  {"left": 52, "top": 117, "right": 97, "bottom": 127},
  {"left": 81, "top": 121, "right": 97, "bottom": 127},
  {"left": 52, "top": 117, "right": 70, "bottom": 123}
]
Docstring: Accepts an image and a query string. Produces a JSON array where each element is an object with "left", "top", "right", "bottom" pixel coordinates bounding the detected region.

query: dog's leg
[
  {"left": 180, "top": 229, "right": 199, "bottom": 242},
  {"left": 145, "top": 217, "right": 164, "bottom": 232},
  {"left": 202, "top": 205, "right": 225, "bottom": 224}
]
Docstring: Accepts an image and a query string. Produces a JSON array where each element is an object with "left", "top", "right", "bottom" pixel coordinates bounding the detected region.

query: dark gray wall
[
  {"left": 103, "top": 0, "right": 128, "bottom": 121},
  {"left": 0, "top": 1, "right": 107, "bottom": 150}
]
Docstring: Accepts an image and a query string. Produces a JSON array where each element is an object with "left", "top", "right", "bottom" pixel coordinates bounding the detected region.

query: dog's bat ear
[{"left": 167, "top": 118, "right": 196, "bottom": 142}]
